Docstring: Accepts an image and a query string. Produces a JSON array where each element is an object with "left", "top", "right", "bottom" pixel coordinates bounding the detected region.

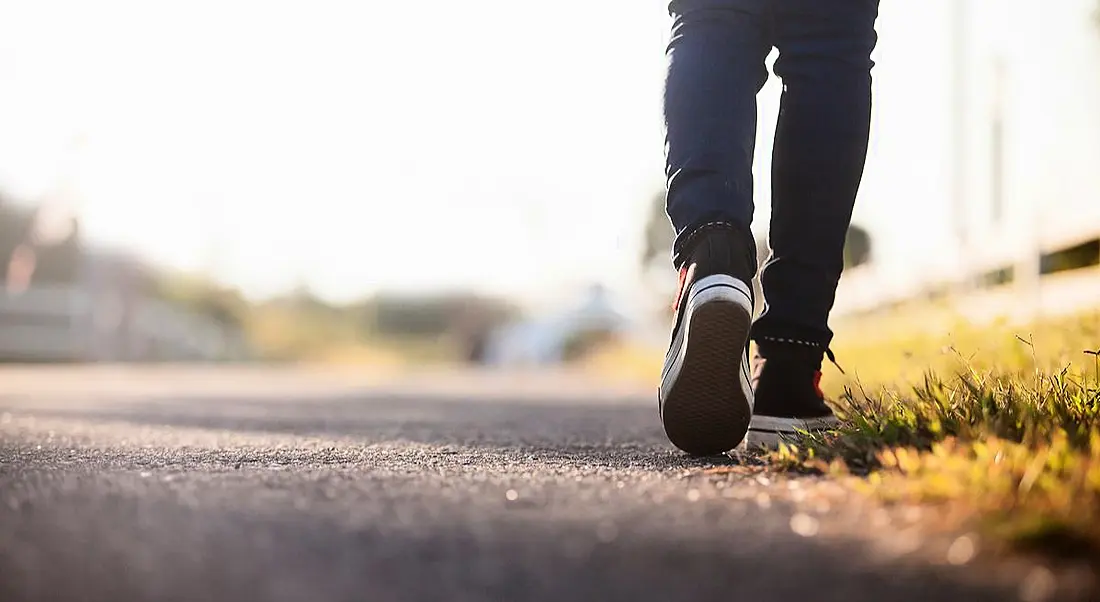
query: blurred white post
[
  {"left": 950, "top": 0, "right": 970, "bottom": 292},
  {"left": 1006, "top": 52, "right": 1043, "bottom": 322}
]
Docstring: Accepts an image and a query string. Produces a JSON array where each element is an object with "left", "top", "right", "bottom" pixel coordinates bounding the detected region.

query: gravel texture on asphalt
[{"left": 0, "top": 367, "right": 1088, "bottom": 602}]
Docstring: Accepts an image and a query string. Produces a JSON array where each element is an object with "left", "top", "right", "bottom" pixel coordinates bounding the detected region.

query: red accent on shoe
[
  {"left": 750, "top": 355, "right": 766, "bottom": 390},
  {"left": 812, "top": 370, "right": 825, "bottom": 399},
  {"left": 672, "top": 265, "right": 690, "bottom": 312}
]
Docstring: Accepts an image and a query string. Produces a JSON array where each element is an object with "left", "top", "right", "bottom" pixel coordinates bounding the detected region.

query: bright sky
[
  {"left": 0, "top": 0, "right": 681, "bottom": 305},
  {"left": 3, "top": 0, "right": 1044, "bottom": 308}
]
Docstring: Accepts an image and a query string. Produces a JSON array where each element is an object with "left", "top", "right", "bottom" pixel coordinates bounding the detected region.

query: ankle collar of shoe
[{"left": 673, "top": 221, "right": 751, "bottom": 269}]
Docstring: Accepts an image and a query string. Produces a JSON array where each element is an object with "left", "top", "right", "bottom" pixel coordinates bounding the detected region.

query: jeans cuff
[{"left": 671, "top": 220, "right": 753, "bottom": 269}]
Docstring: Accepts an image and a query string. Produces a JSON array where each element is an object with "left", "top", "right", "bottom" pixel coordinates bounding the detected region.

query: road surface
[{"left": 0, "top": 366, "right": 1089, "bottom": 602}]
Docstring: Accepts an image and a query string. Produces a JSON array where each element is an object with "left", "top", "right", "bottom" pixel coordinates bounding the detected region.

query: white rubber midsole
[
  {"left": 659, "top": 274, "right": 754, "bottom": 412},
  {"left": 744, "top": 414, "right": 841, "bottom": 449}
]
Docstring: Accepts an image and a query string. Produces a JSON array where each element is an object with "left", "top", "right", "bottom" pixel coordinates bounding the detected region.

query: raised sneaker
[{"left": 659, "top": 226, "right": 755, "bottom": 456}]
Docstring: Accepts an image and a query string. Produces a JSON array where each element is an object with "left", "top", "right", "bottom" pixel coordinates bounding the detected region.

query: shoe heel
[{"left": 660, "top": 290, "right": 753, "bottom": 456}]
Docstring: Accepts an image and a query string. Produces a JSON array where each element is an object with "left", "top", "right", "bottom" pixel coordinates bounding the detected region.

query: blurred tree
[
  {"left": 154, "top": 272, "right": 250, "bottom": 329},
  {"left": 561, "top": 326, "right": 618, "bottom": 362},
  {"left": 843, "top": 224, "right": 873, "bottom": 269},
  {"left": 233, "top": 289, "right": 522, "bottom": 363},
  {"left": 245, "top": 300, "right": 357, "bottom": 361},
  {"left": 365, "top": 293, "right": 520, "bottom": 340}
]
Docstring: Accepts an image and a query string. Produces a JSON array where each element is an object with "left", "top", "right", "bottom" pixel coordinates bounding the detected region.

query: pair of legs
[{"left": 658, "top": 0, "right": 880, "bottom": 455}]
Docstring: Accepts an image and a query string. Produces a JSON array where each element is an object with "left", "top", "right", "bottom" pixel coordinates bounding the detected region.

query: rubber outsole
[{"left": 660, "top": 299, "right": 752, "bottom": 457}]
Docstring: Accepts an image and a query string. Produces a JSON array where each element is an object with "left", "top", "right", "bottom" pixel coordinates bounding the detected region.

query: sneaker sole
[
  {"left": 659, "top": 275, "right": 754, "bottom": 457},
  {"left": 744, "top": 415, "right": 841, "bottom": 451}
]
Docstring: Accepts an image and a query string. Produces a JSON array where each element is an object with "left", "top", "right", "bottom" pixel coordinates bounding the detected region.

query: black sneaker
[
  {"left": 745, "top": 339, "right": 842, "bottom": 450},
  {"left": 659, "top": 226, "right": 755, "bottom": 456}
]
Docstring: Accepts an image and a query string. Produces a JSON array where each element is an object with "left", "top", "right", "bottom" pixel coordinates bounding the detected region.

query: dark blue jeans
[{"left": 664, "top": 0, "right": 880, "bottom": 347}]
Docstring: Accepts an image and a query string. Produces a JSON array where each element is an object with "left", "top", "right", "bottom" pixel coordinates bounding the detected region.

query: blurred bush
[{"left": 1, "top": 192, "right": 522, "bottom": 365}]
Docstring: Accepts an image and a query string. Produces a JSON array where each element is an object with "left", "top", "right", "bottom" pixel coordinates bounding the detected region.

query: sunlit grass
[
  {"left": 578, "top": 307, "right": 1100, "bottom": 556},
  {"left": 774, "top": 310, "right": 1100, "bottom": 558}
]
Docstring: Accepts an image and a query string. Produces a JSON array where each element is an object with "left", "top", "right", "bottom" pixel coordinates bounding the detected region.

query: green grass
[{"left": 770, "top": 311, "right": 1100, "bottom": 559}]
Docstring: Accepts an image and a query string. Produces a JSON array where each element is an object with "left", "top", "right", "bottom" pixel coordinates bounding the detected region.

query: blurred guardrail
[
  {"left": 0, "top": 284, "right": 251, "bottom": 363},
  {"left": 831, "top": 263, "right": 1100, "bottom": 344}
]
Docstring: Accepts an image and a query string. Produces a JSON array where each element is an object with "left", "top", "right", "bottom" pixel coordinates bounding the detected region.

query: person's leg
[
  {"left": 659, "top": 0, "right": 772, "bottom": 456},
  {"left": 747, "top": 0, "right": 880, "bottom": 449},
  {"left": 663, "top": 0, "right": 771, "bottom": 269},
  {"left": 753, "top": 0, "right": 879, "bottom": 347}
]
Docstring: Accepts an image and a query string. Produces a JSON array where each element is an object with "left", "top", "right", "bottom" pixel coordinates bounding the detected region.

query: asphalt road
[{"left": 0, "top": 366, "right": 1089, "bottom": 602}]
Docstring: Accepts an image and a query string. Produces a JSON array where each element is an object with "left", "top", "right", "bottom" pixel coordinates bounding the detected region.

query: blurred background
[{"left": 0, "top": 0, "right": 1098, "bottom": 372}]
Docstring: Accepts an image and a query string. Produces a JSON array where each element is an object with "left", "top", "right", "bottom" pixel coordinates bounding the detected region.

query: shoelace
[{"left": 825, "top": 347, "right": 846, "bottom": 375}]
